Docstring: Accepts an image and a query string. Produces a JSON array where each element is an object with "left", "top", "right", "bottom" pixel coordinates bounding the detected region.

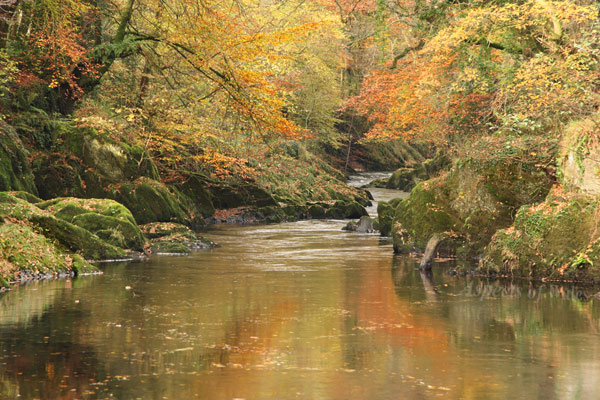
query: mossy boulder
[
  {"left": 105, "top": 178, "right": 190, "bottom": 225},
  {"left": 324, "top": 200, "right": 368, "bottom": 219},
  {"left": 480, "top": 193, "right": 600, "bottom": 282},
  {"left": 174, "top": 174, "right": 216, "bottom": 218},
  {"left": 0, "top": 222, "right": 96, "bottom": 284},
  {"left": 308, "top": 204, "right": 327, "bottom": 218},
  {"left": 0, "top": 122, "right": 38, "bottom": 195},
  {"left": 0, "top": 192, "right": 126, "bottom": 260},
  {"left": 385, "top": 152, "right": 451, "bottom": 191},
  {"left": 209, "top": 182, "right": 278, "bottom": 209},
  {"left": 140, "top": 222, "right": 216, "bottom": 254},
  {"left": 151, "top": 241, "right": 192, "bottom": 254},
  {"left": 139, "top": 222, "right": 195, "bottom": 240},
  {"left": 387, "top": 143, "right": 555, "bottom": 257},
  {"left": 377, "top": 198, "right": 404, "bottom": 236},
  {"left": 37, "top": 197, "right": 145, "bottom": 250},
  {"left": 364, "top": 178, "right": 388, "bottom": 189},
  {"left": 352, "top": 139, "right": 430, "bottom": 171},
  {"left": 8, "top": 191, "right": 42, "bottom": 204}
]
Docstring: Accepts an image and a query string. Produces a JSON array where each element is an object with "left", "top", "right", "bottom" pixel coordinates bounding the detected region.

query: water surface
[{"left": 1, "top": 176, "right": 599, "bottom": 399}]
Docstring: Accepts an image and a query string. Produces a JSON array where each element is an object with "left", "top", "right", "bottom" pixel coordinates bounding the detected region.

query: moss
[
  {"left": 0, "top": 122, "right": 38, "bottom": 195},
  {"left": 0, "top": 192, "right": 126, "bottom": 260},
  {"left": 364, "top": 177, "right": 388, "bottom": 188},
  {"left": 151, "top": 241, "right": 192, "bottom": 254},
  {"left": 95, "top": 228, "right": 127, "bottom": 249},
  {"left": 376, "top": 198, "right": 403, "bottom": 236},
  {"left": 389, "top": 146, "right": 553, "bottom": 257},
  {"left": 140, "top": 222, "right": 195, "bottom": 239},
  {"left": 0, "top": 221, "right": 99, "bottom": 283},
  {"left": 106, "top": 178, "right": 190, "bottom": 224},
  {"left": 71, "top": 213, "right": 145, "bottom": 250},
  {"left": 173, "top": 173, "right": 216, "bottom": 218},
  {"left": 8, "top": 191, "right": 42, "bottom": 204},
  {"left": 480, "top": 194, "right": 600, "bottom": 282},
  {"left": 38, "top": 197, "right": 138, "bottom": 225},
  {"left": 71, "top": 254, "right": 96, "bottom": 276},
  {"left": 385, "top": 152, "right": 451, "bottom": 191},
  {"left": 308, "top": 204, "right": 326, "bottom": 218},
  {"left": 324, "top": 200, "right": 368, "bottom": 219},
  {"left": 140, "top": 222, "right": 216, "bottom": 253},
  {"left": 35, "top": 197, "right": 145, "bottom": 250},
  {"left": 257, "top": 206, "right": 287, "bottom": 223},
  {"left": 0, "top": 222, "right": 68, "bottom": 277}
]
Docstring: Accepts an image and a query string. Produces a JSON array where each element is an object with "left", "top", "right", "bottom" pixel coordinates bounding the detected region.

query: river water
[{"left": 1, "top": 174, "right": 600, "bottom": 399}]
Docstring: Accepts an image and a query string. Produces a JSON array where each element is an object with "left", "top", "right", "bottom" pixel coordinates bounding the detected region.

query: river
[{"left": 1, "top": 173, "right": 600, "bottom": 399}]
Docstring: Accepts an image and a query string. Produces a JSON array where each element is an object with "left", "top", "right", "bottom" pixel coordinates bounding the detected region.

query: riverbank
[{"left": 376, "top": 125, "right": 600, "bottom": 284}]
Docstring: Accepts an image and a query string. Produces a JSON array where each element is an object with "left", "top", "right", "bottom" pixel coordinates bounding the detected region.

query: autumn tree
[{"left": 346, "top": 0, "right": 600, "bottom": 142}]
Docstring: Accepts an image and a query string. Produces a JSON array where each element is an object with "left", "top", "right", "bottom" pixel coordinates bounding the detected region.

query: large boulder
[
  {"left": 480, "top": 193, "right": 600, "bottom": 282},
  {"left": 384, "top": 138, "right": 555, "bottom": 258},
  {"left": 0, "top": 222, "right": 96, "bottom": 286},
  {"left": 37, "top": 197, "right": 146, "bottom": 251},
  {"left": 104, "top": 178, "right": 191, "bottom": 225},
  {"left": 0, "top": 192, "right": 126, "bottom": 260}
]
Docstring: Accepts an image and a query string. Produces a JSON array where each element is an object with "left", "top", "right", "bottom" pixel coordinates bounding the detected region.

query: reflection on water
[{"left": 1, "top": 184, "right": 600, "bottom": 399}]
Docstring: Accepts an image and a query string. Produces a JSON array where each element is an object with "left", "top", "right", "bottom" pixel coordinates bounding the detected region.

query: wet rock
[
  {"left": 363, "top": 177, "right": 388, "bottom": 189},
  {"left": 308, "top": 204, "right": 327, "bottom": 219},
  {"left": 325, "top": 200, "right": 368, "bottom": 219},
  {"left": 140, "top": 222, "right": 217, "bottom": 254},
  {"left": 342, "top": 220, "right": 358, "bottom": 231},
  {"left": 377, "top": 198, "right": 403, "bottom": 237},
  {"left": 356, "top": 216, "right": 375, "bottom": 233}
]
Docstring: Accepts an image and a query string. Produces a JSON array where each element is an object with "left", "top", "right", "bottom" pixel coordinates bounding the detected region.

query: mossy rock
[
  {"left": 140, "top": 222, "right": 217, "bottom": 253},
  {"left": 71, "top": 254, "right": 98, "bottom": 276},
  {"left": 389, "top": 149, "right": 553, "bottom": 258},
  {"left": 386, "top": 152, "right": 451, "bottom": 191},
  {"left": 392, "top": 181, "right": 458, "bottom": 251},
  {"left": 0, "top": 193, "right": 126, "bottom": 260},
  {"left": 38, "top": 197, "right": 137, "bottom": 225},
  {"left": 377, "top": 198, "right": 404, "bottom": 236},
  {"left": 0, "top": 222, "right": 70, "bottom": 280},
  {"left": 105, "top": 178, "right": 190, "bottom": 225},
  {"left": 364, "top": 178, "right": 388, "bottom": 189},
  {"left": 8, "top": 191, "right": 42, "bottom": 204},
  {"left": 282, "top": 204, "right": 308, "bottom": 220},
  {"left": 151, "top": 241, "right": 192, "bottom": 254},
  {"left": 0, "top": 122, "right": 38, "bottom": 195},
  {"left": 71, "top": 213, "right": 145, "bottom": 250},
  {"left": 308, "top": 204, "right": 327, "bottom": 218},
  {"left": 255, "top": 206, "right": 287, "bottom": 223},
  {"left": 387, "top": 167, "right": 423, "bottom": 191},
  {"left": 209, "top": 182, "right": 278, "bottom": 209},
  {"left": 140, "top": 222, "right": 195, "bottom": 240},
  {"left": 480, "top": 194, "right": 600, "bottom": 282},
  {"left": 174, "top": 174, "right": 216, "bottom": 218},
  {"left": 324, "top": 200, "right": 368, "bottom": 219},
  {"left": 0, "top": 222, "right": 98, "bottom": 283},
  {"left": 36, "top": 197, "right": 145, "bottom": 250},
  {"left": 354, "top": 139, "right": 430, "bottom": 171},
  {"left": 95, "top": 229, "right": 127, "bottom": 249}
]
